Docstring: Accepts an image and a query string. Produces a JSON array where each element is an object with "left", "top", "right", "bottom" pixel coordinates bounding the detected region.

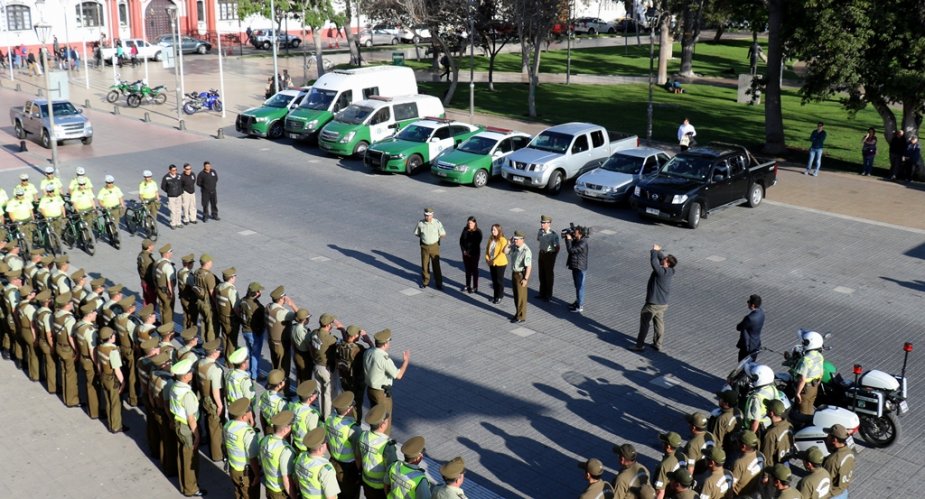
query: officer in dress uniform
[
  {"left": 96, "top": 327, "right": 128, "bottom": 433},
  {"left": 224, "top": 397, "right": 261, "bottom": 499},
  {"left": 364, "top": 329, "right": 410, "bottom": 436},
  {"left": 215, "top": 267, "right": 240, "bottom": 358},
  {"left": 196, "top": 338, "right": 225, "bottom": 462},
  {"left": 291, "top": 308, "right": 313, "bottom": 385},
  {"left": 310, "top": 312, "right": 343, "bottom": 418},
  {"left": 33, "top": 289, "right": 56, "bottom": 394},
  {"left": 504, "top": 231, "right": 532, "bottom": 324},
  {"left": 326, "top": 391, "right": 362, "bottom": 499},
  {"left": 169, "top": 357, "right": 207, "bottom": 496},
  {"left": 294, "top": 427, "right": 341, "bottom": 498},
  {"left": 194, "top": 254, "right": 219, "bottom": 343},
  {"left": 385, "top": 435, "right": 432, "bottom": 498},
  {"left": 177, "top": 253, "right": 197, "bottom": 329},
  {"left": 53, "top": 292, "right": 79, "bottom": 407},
  {"left": 265, "top": 285, "right": 298, "bottom": 380},
  {"left": 413, "top": 207, "right": 445, "bottom": 290},
  {"left": 535, "top": 214, "right": 560, "bottom": 301},
  {"left": 74, "top": 302, "right": 100, "bottom": 419},
  {"left": 433, "top": 457, "right": 467, "bottom": 499},
  {"left": 154, "top": 244, "right": 176, "bottom": 324}
]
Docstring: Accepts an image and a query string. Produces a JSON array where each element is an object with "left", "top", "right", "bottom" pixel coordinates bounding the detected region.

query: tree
[
  {"left": 474, "top": 0, "right": 517, "bottom": 91},
  {"left": 677, "top": 0, "right": 706, "bottom": 77},
  {"left": 296, "top": 0, "right": 335, "bottom": 78},
  {"left": 761, "top": 0, "right": 784, "bottom": 154},
  {"left": 511, "top": 0, "right": 560, "bottom": 117}
]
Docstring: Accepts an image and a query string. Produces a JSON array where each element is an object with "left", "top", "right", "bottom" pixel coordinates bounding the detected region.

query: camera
[{"left": 561, "top": 223, "right": 590, "bottom": 238}]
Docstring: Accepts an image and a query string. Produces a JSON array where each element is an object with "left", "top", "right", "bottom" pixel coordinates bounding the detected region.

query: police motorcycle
[
  {"left": 775, "top": 330, "right": 911, "bottom": 448},
  {"left": 722, "top": 343, "right": 860, "bottom": 458}
]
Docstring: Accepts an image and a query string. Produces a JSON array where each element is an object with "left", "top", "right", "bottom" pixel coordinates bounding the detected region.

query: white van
[
  {"left": 318, "top": 94, "right": 445, "bottom": 157},
  {"left": 284, "top": 65, "right": 418, "bottom": 140}
]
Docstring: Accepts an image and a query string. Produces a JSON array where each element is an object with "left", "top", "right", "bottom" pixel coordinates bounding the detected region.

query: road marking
[
  {"left": 706, "top": 255, "right": 726, "bottom": 262},
  {"left": 308, "top": 159, "right": 320, "bottom": 164},
  {"left": 431, "top": 188, "right": 445, "bottom": 193},
  {"left": 400, "top": 288, "right": 422, "bottom": 296},
  {"left": 238, "top": 229, "right": 256, "bottom": 236},
  {"left": 599, "top": 229, "right": 617, "bottom": 235},
  {"left": 259, "top": 148, "right": 270, "bottom": 152},
  {"left": 510, "top": 326, "right": 535, "bottom": 337},
  {"left": 310, "top": 256, "right": 330, "bottom": 262},
  {"left": 650, "top": 374, "right": 681, "bottom": 389},
  {"left": 509, "top": 207, "right": 525, "bottom": 213},
  {"left": 833, "top": 286, "right": 855, "bottom": 294}
]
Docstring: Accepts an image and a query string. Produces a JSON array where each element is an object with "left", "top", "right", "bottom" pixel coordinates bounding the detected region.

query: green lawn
[
  {"left": 404, "top": 39, "right": 798, "bottom": 80},
  {"left": 418, "top": 81, "right": 885, "bottom": 172}
]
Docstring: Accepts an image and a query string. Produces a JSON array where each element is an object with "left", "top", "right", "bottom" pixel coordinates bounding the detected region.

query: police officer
[
  {"left": 33, "top": 289, "right": 56, "bottom": 394},
  {"left": 225, "top": 397, "right": 261, "bottom": 499},
  {"left": 15, "top": 173, "right": 38, "bottom": 201},
  {"left": 385, "top": 435, "right": 431, "bottom": 498},
  {"left": 215, "top": 267, "right": 239, "bottom": 358},
  {"left": 97, "top": 175, "right": 125, "bottom": 222},
  {"left": 359, "top": 404, "right": 398, "bottom": 499},
  {"left": 96, "top": 327, "right": 128, "bottom": 433},
  {"left": 504, "top": 231, "right": 532, "bottom": 324},
  {"left": 730, "top": 431, "right": 764, "bottom": 497},
  {"left": 113, "top": 296, "right": 139, "bottom": 407},
  {"left": 137, "top": 238, "right": 156, "bottom": 306},
  {"left": 535, "top": 214, "right": 559, "bottom": 301},
  {"left": 74, "top": 302, "right": 100, "bottom": 419},
  {"left": 288, "top": 380, "right": 321, "bottom": 454},
  {"left": 653, "top": 432, "right": 686, "bottom": 499},
  {"left": 68, "top": 166, "right": 93, "bottom": 194},
  {"left": 311, "top": 312, "right": 343, "bottom": 418},
  {"left": 149, "top": 351, "right": 178, "bottom": 477},
  {"left": 611, "top": 443, "right": 650, "bottom": 499},
  {"left": 682, "top": 412, "right": 715, "bottom": 477},
  {"left": 761, "top": 399, "right": 793, "bottom": 467},
  {"left": 260, "top": 410, "right": 298, "bottom": 499},
  {"left": 265, "top": 285, "right": 297, "bottom": 377},
  {"left": 822, "top": 424, "right": 855, "bottom": 499},
  {"left": 154, "top": 244, "right": 176, "bottom": 324},
  {"left": 294, "top": 427, "right": 341, "bottom": 498},
  {"left": 258, "top": 369, "right": 288, "bottom": 434},
  {"left": 326, "top": 391, "right": 362, "bottom": 499},
  {"left": 796, "top": 447, "right": 831, "bottom": 499},
  {"left": 577, "top": 458, "right": 606, "bottom": 499},
  {"left": 194, "top": 254, "right": 219, "bottom": 343},
  {"left": 169, "top": 357, "right": 207, "bottom": 496},
  {"left": 196, "top": 338, "right": 225, "bottom": 462},
  {"left": 15, "top": 284, "right": 39, "bottom": 382},
  {"left": 337, "top": 325, "right": 373, "bottom": 422},
  {"left": 763, "top": 464, "right": 801, "bottom": 499},
  {"left": 136, "top": 337, "right": 161, "bottom": 456},
  {"left": 38, "top": 184, "right": 66, "bottom": 237},
  {"left": 744, "top": 364, "right": 777, "bottom": 433},
  {"left": 413, "top": 207, "right": 446, "bottom": 290},
  {"left": 291, "top": 308, "right": 313, "bottom": 385},
  {"left": 364, "top": 329, "right": 410, "bottom": 435},
  {"left": 239, "top": 282, "right": 266, "bottom": 380},
  {"left": 138, "top": 170, "right": 160, "bottom": 220},
  {"left": 667, "top": 469, "right": 696, "bottom": 499},
  {"left": 225, "top": 346, "right": 257, "bottom": 406},
  {"left": 177, "top": 326, "right": 199, "bottom": 360},
  {"left": 69, "top": 177, "right": 96, "bottom": 227},
  {"left": 710, "top": 390, "right": 740, "bottom": 458},
  {"left": 177, "top": 253, "right": 197, "bottom": 328},
  {"left": 793, "top": 330, "right": 825, "bottom": 418},
  {"left": 53, "top": 292, "right": 79, "bottom": 407},
  {"left": 697, "top": 447, "right": 732, "bottom": 499},
  {"left": 40, "top": 166, "right": 63, "bottom": 196},
  {"left": 6, "top": 187, "right": 35, "bottom": 250}
]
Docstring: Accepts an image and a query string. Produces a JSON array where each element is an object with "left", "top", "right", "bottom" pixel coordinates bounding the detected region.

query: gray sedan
[
  {"left": 155, "top": 35, "right": 213, "bottom": 55},
  {"left": 574, "top": 147, "right": 672, "bottom": 202}
]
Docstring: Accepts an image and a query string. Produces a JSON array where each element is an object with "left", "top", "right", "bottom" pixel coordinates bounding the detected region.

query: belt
[{"left": 513, "top": 270, "right": 525, "bottom": 274}]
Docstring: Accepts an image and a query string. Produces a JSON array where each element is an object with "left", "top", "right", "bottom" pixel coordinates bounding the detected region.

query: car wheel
[
  {"left": 473, "top": 169, "right": 489, "bottom": 188},
  {"left": 268, "top": 121, "right": 284, "bottom": 140},
  {"left": 391, "top": 37, "right": 399, "bottom": 45},
  {"left": 686, "top": 203, "right": 702, "bottom": 229},
  {"left": 747, "top": 183, "right": 764, "bottom": 207},
  {"left": 353, "top": 141, "right": 369, "bottom": 157},
  {"left": 41, "top": 129, "right": 51, "bottom": 149},
  {"left": 14, "top": 122, "right": 25, "bottom": 139},
  {"left": 153, "top": 51, "right": 162, "bottom": 61},
  {"left": 364, "top": 40, "right": 373, "bottom": 47},
  {"left": 587, "top": 28, "right": 596, "bottom": 35},
  {"left": 405, "top": 154, "right": 423, "bottom": 175},
  {"left": 412, "top": 35, "right": 421, "bottom": 44},
  {"left": 290, "top": 39, "right": 301, "bottom": 48},
  {"left": 81, "top": 135, "right": 93, "bottom": 145},
  {"left": 262, "top": 41, "right": 272, "bottom": 50},
  {"left": 545, "top": 170, "right": 564, "bottom": 195}
]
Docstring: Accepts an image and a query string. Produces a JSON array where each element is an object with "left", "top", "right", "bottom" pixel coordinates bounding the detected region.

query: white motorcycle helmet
[
  {"left": 801, "top": 330, "right": 824, "bottom": 351},
  {"left": 749, "top": 364, "right": 774, "bottom": 388}
]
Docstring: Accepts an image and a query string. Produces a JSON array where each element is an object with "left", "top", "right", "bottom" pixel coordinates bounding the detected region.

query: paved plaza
[{"left": 0, "top": 51, "right": 923, "bottom": 497}]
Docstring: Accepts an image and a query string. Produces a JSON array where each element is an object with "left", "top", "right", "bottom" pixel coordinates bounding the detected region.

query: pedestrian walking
[
  {"left": 180, "top": 164, "right": 197, "bottom": 225},
  {"left": 161, "top": 164, "right": 182, "bottom": 230},
  {"left": 564, "top": 225, "right": 588, "bottom": 313},
  {"left": 633, "top": 244, "right": 677, "bottom": 352},
  {"left": 677, "top": 118, "right": 696, "bottom": 151},
  {"left": 735, "top": 294, "right": 764, "bottom": 361},
  {"left": 804, "top": 122, "right": 827, "bottom": 176},
  {"left": 484, "top": 224, "right": 508, "bottom": 304},
  {"left": 505, "top": 231, "right": 532, "bottom": 323},
  {"left": 535, "top": 215, "right": 560, "bottom": 301},
  {"left": 861, "top": 128, "right": 877, "bottom": 176},
  {"left": 413, "top": 207, "right": 445, "bottom": 290},
  {"left": 196, "top": 161, "right": 219, "bottom": 222},
  {"left": 363, "top": 329, "right": 410, "bottom": 435},
  {"left": 888, "top": 129, "right": 906, "bottom": 180},
  {"left": 459, "top": 216, "right": 482, "bottom": 293}
]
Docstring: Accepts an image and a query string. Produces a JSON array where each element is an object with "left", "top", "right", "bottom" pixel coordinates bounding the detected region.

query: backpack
[{"left": 335, "top": 342, "right": 356, "bottom": 383}]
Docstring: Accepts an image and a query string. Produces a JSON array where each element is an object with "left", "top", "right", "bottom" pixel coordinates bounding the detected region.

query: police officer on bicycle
[
  {"left": 6, "top": 187, "right": 35, "bottom": 249},
  {"left": 70, "top": 178, "right": 97, "bottom": 227},
  {"left": 97, "top": 175, "right": 125, "bottom": 223},
  {"left": 138, "top": 170, "right": 159, "bottom": 220},
  {"left": 38, "top": 185, "right": 66, "bottom": 237}
]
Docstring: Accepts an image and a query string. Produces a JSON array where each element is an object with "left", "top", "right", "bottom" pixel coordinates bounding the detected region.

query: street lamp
[
  {"left": 166, "top": 6, "right": 183, "bottom": 127},
  {"left": 645, "top": 7, "right": 659, "bottom": 144},
  {"left": 468, "top": 0, "right": 474, "bottom": 120},
  {"left": 269, "top": 0, "right": 280, "bottom": 95},
  {"left": 33, "top": 20, "right": 59, "bottom": 169}
]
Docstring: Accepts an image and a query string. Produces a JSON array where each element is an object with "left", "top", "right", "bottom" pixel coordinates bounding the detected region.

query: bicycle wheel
[
  {"left": 62, "top": 223, "right": 75, "bottom": 248},
  {"left": 107, "top": 220, "right": 121, "bottom": 249},
  {"left": 80, "top": 224, "right": 95, "bottom": 256},
  {"left": 17, "top": 233, "right": 30, "bottom": 260},
  {"left": 48, "top": 230, "right": 62, "bottom": 256},
  {"left": 145, "top": 214, "right": 158, "bottom": 242},
  {"left": 125, "top": 210, "right": 138, "bottom": 235}
]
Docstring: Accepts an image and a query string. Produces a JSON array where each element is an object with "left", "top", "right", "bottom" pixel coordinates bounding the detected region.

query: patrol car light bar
[
  {"left": 485, "top": 126, "right": 512, "bottom": 134},
  {"left": 423, "top": 116, "right": 453, "bottom": 123},
  {"left": 369, "top": 96, "right": 392, "bottom": 101}
]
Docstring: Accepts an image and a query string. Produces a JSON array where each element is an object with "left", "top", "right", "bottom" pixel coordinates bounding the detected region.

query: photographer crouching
[{"left": 564, "top": 224, "right": 589, "bottom": 313}]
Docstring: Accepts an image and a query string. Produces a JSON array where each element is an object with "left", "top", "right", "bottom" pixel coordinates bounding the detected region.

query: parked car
[
  {"left": 364, "top": 118, "right": 483, "bottom": 175},
  {"left": 572, "top": 17, "right": 616, "bottom": 35},
  {"left": 235, "top": 86, "right": 311, "bottom": 139},
  {"left": 100, "top": 38, "right": 162, "bottom": 63},
  {"left": 154, "top": 35, "right": 212, "bottom": 54},
  {"left": 10, "top": 99, "right": 93, "bottom": 147},
  {"left": 613, "top": 18, "right": 645, "bottom": 34},
  {"left": 501, "top": 123, "right": 639, "bottom": 195},
  {"left": 358, "top": 28, "right": 399, "bottom": 47},
  {"left": 575, "top": 147, "right": 672, "bottom": 203},
  {"left": 630, "top": 143, "right": 778, "bottom": 228},
  {"left": 431, "top": 128, "right": 532, "bottom": 187},
  {"left": 250, "top": 29, "right": 302, "bottom": 50},
  {"left": 400, "top": 25, "right": 431, "bottom": 44}
]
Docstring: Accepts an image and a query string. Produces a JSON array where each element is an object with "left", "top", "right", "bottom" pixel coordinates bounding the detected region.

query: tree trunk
[
  {"left": 902, "top": 99, "right": 921, "bottom": 138},
  {"left": 434, "top": 35, "right": 458, "bottom": 106},
  {"left": 870, "top": 95, "right": 897, "bottom": 141},
  {"left": 762, "top": 0, "right": 785, "bottom": 155},
  {"left": 713, "top": 25, "right": 724, "bottom": 42},
  {"left": 313, "top": 28, "right": 325, "bottom": 79},
  {"left": 678, "top": 4, "right": 696, "bottom": 77},
  {"left": 344, "top": 0, "right": 359, "bottom": 65},
  {"left": 528, "top": 34, "right": 542, "bottom": 117},
  {"left": 657, "top": 17, "right": 671, "bottom": 85},
  {"left": 488, "top": 52, "right": 496, "bottom": 91}
]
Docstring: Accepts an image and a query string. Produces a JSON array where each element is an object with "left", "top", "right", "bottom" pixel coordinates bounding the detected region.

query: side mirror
[
  {"left": 387, "top": 123, "right": 398, "bottom": 129},
  {"left": 77, "top": 108, "right": 84, "bottom": 114},
  {"left": 430, "top": 137, "right": 440, "bottom": 143},
  {"left": 492, "top": 150, "right": 503, "bottom": 158}
]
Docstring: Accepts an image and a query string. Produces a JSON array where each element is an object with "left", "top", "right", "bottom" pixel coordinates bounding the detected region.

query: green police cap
[
  {"left": 374, "top": 328, "right": 392, "bottom": 345},
  {"left": 229, "top": 347, "right": 248, "bottom": 365},
  {"left": 440, "top": 457, "right": 465, "bottom": 481},
  {"left": 365, "top": 404, "right": 389, "bottom": 426},
  {"left": 31, "top": 248, "right": 44, "bottom": 257},
  {"left": 296, "top": 380, "right": 318, "bottom": 399},
  {"left": 150, "top": 352, "right": 170, "bottom": 366},
  {"left": 222, "top": 267, "right": 237, "bottom": 280},
  {"left": 717, "top": 389, "right": 738, "bottom": 406},
  {"left": 79, "top": 302, "right": 97, "bottom": 316},
  {"left": 295, "top": 308, "right": 310, "bottom": 321},
  {"left": 267, "top": 369, "right": 285, "bottom": 386},
  {"left": 303, "top": 427, "right": 327, "bottom": 450},
  {"left": 159, "top": 243, "right": 172, "bottom": 255},
  {"left": 764, "top": 399, "right": 786, "bottom": 417},
  {"left": 199, "top": 254, "right": 212, "bottom": 264},
  {"left": 180, "top": 327, "right": 197, "bottom": 341},
  {"left": 824, "top": 424, "right": 850, "bottom": 441},
  {"left": 333, "top": 391, "right": 355, "bottom": 411},
  {"left": 271, "top": 410, "right": 295, "bottom": 428},
  {"left": 248, "top": 282, "right": 264, "bottom": 293},
  {"left": 540, "top": 214, "right": 552, "bottom": 222},
  {"left": 157, "top": 322, "right": 176, "bottom": 335},
  {"left": 139, "top": 303, "right": 155, "bottom": 320},
  {"left": 54, "top": 292, "right": 72, "bottom": 307},
  {"left": 118, "top": 296, "right": 135, "bottom": 309},
  {"left": 18, "top": 284, "right": 33, "bottom": 296},
  {"left": 98, "top": 327, "right": 115, "bottom": 341},
  {"left": 141, "top": 337, "right": 159, "bottom": 352},
  {"left": 35, "top": 289, "right": 52, "bottom": 302},
  {"left": 229, "top": 397, "right": 251, "bottom": 418},
  {"left": 181, "top": 253, "right": 195, "bottom": 264},
  {"left": 141, "top": 238, "right": 153, "bottom": 249},
  {"left": 686, "top": 411, "right": 709, "bottom": 430},
  {"left": 70, "top": 268, "right": 86, "bottom": 281},
  {"left": 107, "top": 284, "right": 124, "bottom": 295},
  {"left": 55, "top": 255, "right": 69, "bottom": 265},
  {"left": 766, "top": 463, "right": 791, "bottom": 482},
  {"left": 802, "top": 447, "right": 824, "bottom": 465},
  {"left": 670, "top": 468, "right": 694, "bottom": 487},
  {"left": 659, "top": 431, "right": 683, "bottom": 448},
  {"left": 170, "top": 357, "right": 194, "bottom": 376},
  {"left": 512, "top": 231, "right": 525, "bottom": 240},
  {"left": 203, "top": 338, "right": 221, "bottom": 352},
  {"left": 90, "top": 277, "right": 106, "bottom": 288},
  {"left": 708, "top": 446, "right": 726, "bottom": 464},
  {"left": 578, "top": 457, "right": 603, "bottom": 476},
  {"left": 401, "top": 436, "right": 425, "bottom": 460},
  {"left": 270, "top": 286, "right": 285, "bottom": 301},
  {"left": 345, "top": 325, "right": 361, "bottom": 337},
  {"left": 612, "top": 443, "right": 637, "bottom": 461},
  {"left": 319, "top": 313, "right": 335, "bottom": 326},
  {"left": 740, "top": 430, "right": 759, "bottom": 448},
  {"left": 40, "top": 255, "right": 54, "bottom": 266}
]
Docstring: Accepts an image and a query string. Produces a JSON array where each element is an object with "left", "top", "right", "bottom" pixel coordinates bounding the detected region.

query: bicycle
[
  {"left": 33, "top": 217, "right": 63, "bottom": 256},
  {"left": 304, "top": 55, "right": 335, "bottom": 73},
  {"left": 125, "top": 200, "right": 158, "bottom": 241},
  {"left": 5, "top": 221, "right": 31, "bottom": 259},
  {"left": 92, "top": 207, "right": 121, "bottom": 250},
  {"left": 61, "top": 209, "right": 95, "bottom": 256}
]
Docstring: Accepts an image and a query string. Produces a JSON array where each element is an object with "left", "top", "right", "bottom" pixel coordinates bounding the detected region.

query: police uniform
[
  {"left": 683, "top": 412, "right": 715, "bottom": 476},
  {"left": 194, "top": 255, "right": 219, "bottom": 343},
  {"left": 169, "top": 357, "right": 204, "bottom": 496},
  {"left": 15, "top": 286, "right": 39, "bottom": 381},
  {"left": 40, "top": 167, "right": 63, "bottom": 196},
  {"left": 265, "top": 286, "right": 294, "bottom": 377},
  {"left": 326, "top": 391, "right": 362, "bottom": 499},
  {"left": 653, "top": 433, "right": 687, "bottom": 495},
  {"left": 294, "top": 427, "right": 341, "bottom": 498},
  {"left": 766, "top": 464, "right": 802, "bottom": 499},
  {"left": 508, "top": 231, "right": 532, "bottom": 323},
  {"left": 288, "top": 380, "right": 322, "bottom": 453},
  {"left": 136, "top": 337, "right": 160, "bottom": 455},
  {"left": 138, "top": 172, "right": 160, "bottom": 219},
  {"left": 744, "top": 384, "right": 777, "bottom": 431},
  {"left": 6, "top": 188, "right": 35, "bottom": 251},
  {"left": 761, "top": 400, "right": 794, "bottom": 466},
  {"left": 53, "top": 293, "right": 79, "bottom": 406},
  {"left": 137, "top": 240, "right": 156, "bottom": 306},
  {"left": 154, "top": 245, "right": 176, "bottom": 324},
  {"left": 97, "top": 178, "right": 124, "bottom": 222},
  {"left": 359, "top": 405, "right": 398, "bottom": 499},
  {"left": 291, "top": 309, "right": 313, "bottom": 385},
  {"left": 74, "top": 304, "right": 100, "bottom": 419},
  {"left": 433, "top": 457, "right": 467, "bottom": 499},
  {"left": 796, "top": 448, "right": 832, "bottom": 499},
  {"left": 698, "top": 448, "right": 733, "bottom": 499},
  {"left": 177, "top": 254, "right": 198, "bottom": 329},
  {"left": 69, "top": 180, "right": 96, "bottom": 227},
  {"left": 149, "top": 353, "right": 179, "bottom": 476},
  {"left": 337, "top": 326, "right": 368, "bottom": 421},
  {"left": 794, "top": 349, "right": 825, "bottom": 416},
  {"left": 196, "top": 339, "right": 225, "bottom": 462},
  {"left": 33, "top": 290, "right": 56, "bottom": 394},
  {"left": 259, "top": 369, "right": 288, "bottom": 434},
  {"left": 413, "top": 207, "right": 445, "bottom": 289},
  {"left": 215, "top": 268, "right": 239, "bottom": 357},
  {"left": 611, "top": 444, "right": 650, "bottom": 499},
  {"left": 38, "top": 187, "right": 66, "bottom": 236},
  {"left": 386, "top": 435, "right": 431, "bottom": 499},
  {"left": 112, "top": 298, "right": 139, "bottom": 406},
  {"left": 225, "top": 346, "right": 257, "bottom": 405},
  {"left": 711, "top": 390, "right": 741, "bottom": 456},
  {"left": 311, "top": 313, "right": 339, "bottom": 418},
  {"left": 730, "top": 431, "right": 764, "bottom": 497},
  {"left": 225, "top": 397, "right": 260, "bottom": 499},
  {"left": 364, "top": 329, "right": 400, "bottom": 432},
  {"left": 535, "top": 215, "right": 560, "bottom": 300},
  {"left": 96, "top": 327, "right": 125, "bottom": 432},
  {"left": 822, "top": 425, "right": 855, "bottom": 498},
  {"left": 260, "top": 410, "right": 297, "bottom": 499}
]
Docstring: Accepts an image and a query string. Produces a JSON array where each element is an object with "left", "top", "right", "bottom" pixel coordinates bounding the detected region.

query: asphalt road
[{"left": 0, "top": 87, "right": 922, "bottom": 498}]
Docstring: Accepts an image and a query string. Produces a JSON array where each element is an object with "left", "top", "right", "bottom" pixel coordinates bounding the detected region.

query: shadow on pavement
[{"left": 879, "top": 276, "right": 925, "bottom": 292}]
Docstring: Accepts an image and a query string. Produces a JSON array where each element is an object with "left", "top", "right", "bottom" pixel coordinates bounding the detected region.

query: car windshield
[
  {"left": 660, "top": 155, "right": 712, "bottom": 180},
  {"left": 457, "top": 136, "right": 497, "bottom": 155},
  {"left": 601, "top": 154, "right": 643, "bottom": 174},
  {"left": 264, "top": 93, "right": 295, "bottom": 108},
  {"left": 529, "top": 131, "right": 572, "bottom": 153},
  {"left": 335, "top": 105, "right": 374, "bottom": 124},
  {"left": 157, "top": 36, "right": 176, "bottom": 44},
  {"left": 39, "top": 102, "right": 80, "bottom": 117},
  {"left": 300, "top": 88, "right": 337, "bottom": 110},
  {"left": 395, "top": 124, "right": 433, "bottom": 142}
]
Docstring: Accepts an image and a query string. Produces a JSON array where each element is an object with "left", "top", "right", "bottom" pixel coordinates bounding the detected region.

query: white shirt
[{"left": 677, "top": 122, "right": 697, "bottom": 141}]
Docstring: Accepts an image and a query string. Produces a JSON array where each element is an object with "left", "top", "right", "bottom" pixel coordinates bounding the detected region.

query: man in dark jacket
[
  {"left": 160, "top": 164, "right": 183, "bottom": 230},
  {"left": 564, "top": 226, "right": 588, "bottom": 313},
  {"left": 634, "top": 244, "right": 677, "bottom": 352},
  {"left": 736, "top": 294, "right": 764, "bottom": 361},
  {"left": 179, "top": 163, "right": 197, "bottom": 225},
  {"left": 889, "top": 129, "right": 906, "bottom": 180},
  {"left": 196, "top": 161, "right": 219, "bottom": 222}
]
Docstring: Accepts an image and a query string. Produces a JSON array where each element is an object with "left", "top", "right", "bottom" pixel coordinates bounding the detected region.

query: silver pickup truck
[
  {"left": 500, "top": 122, "right": 639, "bottom": 195},
  {"left": 10, "top": 99, "right": 93, "bottom": 148}
]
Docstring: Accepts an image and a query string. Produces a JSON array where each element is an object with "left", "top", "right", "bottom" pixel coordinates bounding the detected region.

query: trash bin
[{"left": 392, "top": 51, "right": 404, "bottom": 66}]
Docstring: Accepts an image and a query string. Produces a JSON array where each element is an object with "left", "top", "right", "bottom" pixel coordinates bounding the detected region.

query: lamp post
[
  {"left": 645, "top": 8, "right": 658, "bottom": 144},
  {"left": 166, "top": 6, "right": 182, "bottom": 127},
  {"left": 269, "top": 0, "right": 279, "bottom": 95},
  {"left": 215, "top": 0, "right": 226, "bottom": 117},
  {"left": 468, "top": 0, "right": 474, "bottom": 120},
  {"left": 34, "top": 21, "right": 59, "bottom": 169},
  {"left": 565, "top": 0, "right": 572, "bottom": 85}
]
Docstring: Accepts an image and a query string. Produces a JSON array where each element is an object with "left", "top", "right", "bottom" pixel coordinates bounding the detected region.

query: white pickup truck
[
  {"left": 500, "top": 122, "right": 639, "bottom": 194},
  {"left": 100, "top": 39, "right": 163, "bottom": 63}
]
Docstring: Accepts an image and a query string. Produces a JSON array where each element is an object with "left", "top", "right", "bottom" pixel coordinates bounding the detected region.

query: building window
[
  {"left": 5, "top": 5, "right": 32, "bottom": 31},
  {"left": 196, "top": 0, "right": 204, "bottom": 21},
  {"left": 218, "top": 0, "right": 237, "bottom": 21},
  {"left": 75, "top": 2, "right": 104, "bottom": 28},
  {"left": 118, "top": 2, "right": 129, "bottom": 27}
]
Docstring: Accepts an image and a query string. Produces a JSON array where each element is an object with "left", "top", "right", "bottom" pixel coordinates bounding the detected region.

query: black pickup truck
[{"left": 630, "top": 143, "right": 777, "bottom": 228}]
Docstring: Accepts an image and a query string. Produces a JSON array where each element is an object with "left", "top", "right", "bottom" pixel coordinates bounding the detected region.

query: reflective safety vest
[
  {"left": 6, "top": 198, "right": 33, "bottom": 221},
  {"left": 294, "top": 454, "right": 331, "bottom": 499},
  {"left": 745, "top": 385, "right": 778, "bottom": 427},
  {"left": 40, "top": 177, "right": 63, "bottom": 196},
  {"left": 288, "top": 401, "right": 321, "bottom": 452},
  {"left": 70, "top": 188, "right": 95, "bottom": 211},
  {"left": 798, "top": 350, "right": 825, "bottom": 382},
  {"left": 387, "top": 462, "right": 427, "bottom": 499},
  {"left": 225, "top": 368, "right": 253, "bottom": 404},
  {"left": 69, "top": 176, "right": 93, "bottom": 193},
  {"left": 38, "top": 195, "right": 65, "bottom": 218},
  {"left": 97, "top": 186, "right": 123, "bottom": 209},
  {"left": 138, "top": 180, "right": 159, "bottom": 201},
  {"left": 260, "top": 434, "right": 292, "bottom": 493},
  {"left": 259, "top": 390, "right": 286, "bottom": 425},
  {"left": 17, "top": 182, "right": 38, "bottom": 200},
  {"left": 224, "top": 419, "right": 256, "bottom": 472},
  {"left": 169, "top": 381, "right": 197, "bottom": 424},
  {"left": 326, "top": 414, "right": 358, "bottom": 462},
  {"left": 359, "top": 430, "right": 391, "bottom": 488}
]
